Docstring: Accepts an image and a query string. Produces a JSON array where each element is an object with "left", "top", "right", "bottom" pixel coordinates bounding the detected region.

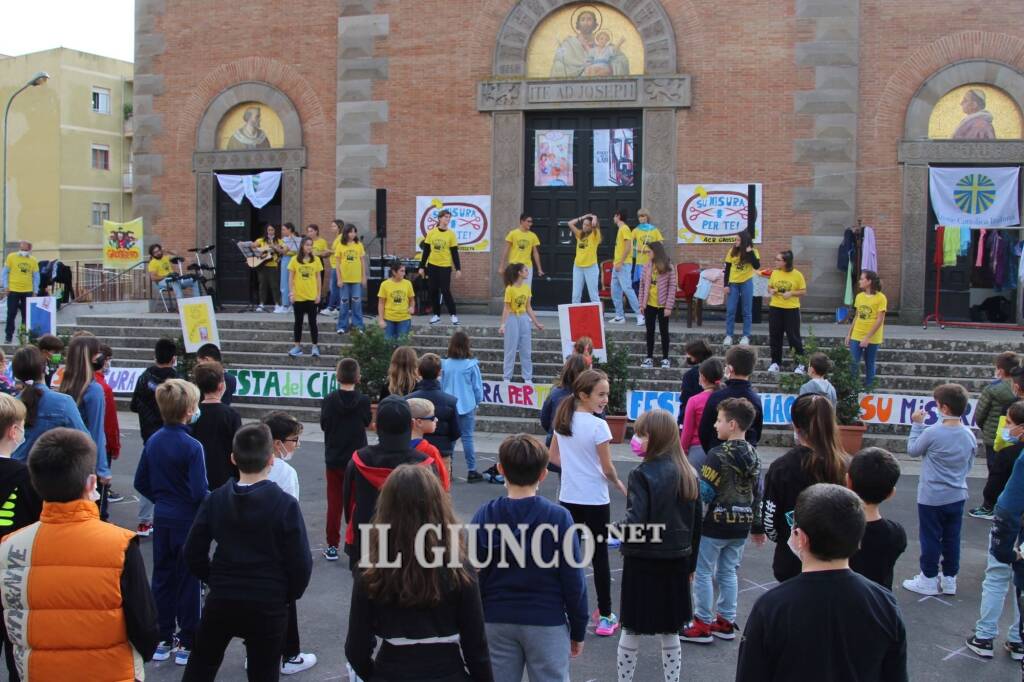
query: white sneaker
[
  {"left": 902, "top": 573, "right": 940, "bottom": 596},
  {"left": 282, "top": 653, "right": 318, "bottom": 675},
  {"left": 611, "top": 316, "right": 626, "bottom": 324},
  {"left": 767, "top": 363, "right": 780, "bottom": 373},
  {"left": 660, "top": 358, "right": 671, "bottom": 369},
  {"left": 739, "top": 336, "right": 750, "bottom": 345},
  {"left": 940, "top": 574, "right": 957, "bottom": 595},
  {"left": 636, "top": 316, "right": 644, "bottom": 326},
  {"left": 273, "top": 305, "right": 285, "bottom": 314},
  {"left": 255, "top": 305, "right": 265, "bottom": 312},
  {"left": 723, "top": 335, "right": 733, "bottom": 346},
  {"left": 430, "top": 315, "right": 441, "bottom": 324},
  {"left": 794, "top": 364, "right": 806, "bottom": 374},
  {"left": 640, "top": 358, "right": 654, "bottom": 368},
  {"left": 451, "top": 315, "right": 460, "bottom": 326}
]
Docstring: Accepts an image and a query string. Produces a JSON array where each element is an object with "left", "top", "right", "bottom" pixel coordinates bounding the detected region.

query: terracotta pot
[
  {"left": 606, "top": 414, "right": 629, "bottom": 444},
  {"left": 370, "top": 403, "right": 377, "bottom": 432},
  {"left": 837, "top": 422, "right": 866, "bottom": 453}
]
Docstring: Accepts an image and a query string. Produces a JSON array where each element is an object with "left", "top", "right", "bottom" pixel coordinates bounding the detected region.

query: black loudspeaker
[{"left": 376, "top": 188, "right": 387, "bottom": 238}]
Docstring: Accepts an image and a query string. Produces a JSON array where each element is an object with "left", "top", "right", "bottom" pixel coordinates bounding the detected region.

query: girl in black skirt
[{"left": 616, "top": 408, "right": 701, "bottom": 682}]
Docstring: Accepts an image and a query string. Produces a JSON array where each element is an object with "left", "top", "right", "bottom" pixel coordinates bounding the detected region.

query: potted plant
[
  {"left": 594, "top": 339, "right": 637, "bottom": 444},
  {"left": 348, "top": 326, "right": 412, "bottom": 429},
  {"left": 778, "top": 332, "right": 865, "bottom": 452}
]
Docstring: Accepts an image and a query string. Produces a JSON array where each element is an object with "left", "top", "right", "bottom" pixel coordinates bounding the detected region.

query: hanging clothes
[
  {"left": 934, "top": 226, "right": 946, "bottom": 268},
  {"left": 837, "top": 228, "right": 856, "bottom": 272},
  {"left": 959, "top": 225, "right": 972, "bottom": 256},
  {"left": 941, "top": 226, "right": 959, "bottom": 266},
  {"left": 843, "top": 261, "right": 854, "bottom": 305},
  {"left": 976, "top": 229, "right": 988, "bottom": 267},
  {"left": 860, "top": 226, "right": 877, "bottom": 272}
]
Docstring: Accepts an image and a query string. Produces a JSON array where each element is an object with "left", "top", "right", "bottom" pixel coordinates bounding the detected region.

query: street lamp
[{"left": 2, "top": 71, "right": 49, "bottom": 260}]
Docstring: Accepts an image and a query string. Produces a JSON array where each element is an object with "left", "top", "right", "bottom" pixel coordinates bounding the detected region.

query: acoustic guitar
[{"left": 246, "top": 250, "right": 272, "bottom": 268}]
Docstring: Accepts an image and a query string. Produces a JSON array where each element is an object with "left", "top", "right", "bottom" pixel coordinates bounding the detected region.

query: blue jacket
[
  {"left": 698, "top": 379, "right": 764, "bottom": 451},
  {"left": 471, "top": 495, "right": 588, "bottom": 642},
  {"left": 991, "top": 444, "right": 1024, "bottom": 588},
  {"left": 408, "top": 379, "right": 461, "bottom": 456},
  {"left": 76, "top": 381, "right": 109, "bottom": 479},
  {"left": 13, "top": 384, "right": 89, "bottom": 462},
  {"left": 134, "top": 423, "right": 208, "bottom": 526},
  {"left": 441, "top": 358, "right": 484, "bottom": 416}
]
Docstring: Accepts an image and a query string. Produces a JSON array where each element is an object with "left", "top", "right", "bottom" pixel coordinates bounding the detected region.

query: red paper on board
[{"left": 567, "top": 304, "right": 605, "bottom": 350}]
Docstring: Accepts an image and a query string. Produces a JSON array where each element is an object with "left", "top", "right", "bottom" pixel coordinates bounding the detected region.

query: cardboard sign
[
  {"left": 26, "top": 296, "right": 57, "bottom": 337},
  {"left": 177, "top": 296, "right": 219, "bottom": 353},
  {"left": 557, "top": 302, "right": 607, "bottom": 362}
]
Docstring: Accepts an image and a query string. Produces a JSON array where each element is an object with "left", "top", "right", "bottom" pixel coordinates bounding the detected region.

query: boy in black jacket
[
  {"left": 130, "top": 337, "right": 178, "bottom": 537},
  {"left": 183, "top": 423, "right": 312, "bottom": 681},
  {"left": 698, "top": 345, "right": 763, "bottom": 452},
  {"left": 320, "top": 358, "right": 371, "bottom": 561},
  {"left": 407, "top": 353, "right": 461, "bottom": 470},
  {"left": 191, "top": 361, "right": 242, "bottom": 490}
]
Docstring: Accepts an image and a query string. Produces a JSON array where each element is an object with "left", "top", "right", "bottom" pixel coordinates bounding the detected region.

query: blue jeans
[
  {"left": 337, "top": 282, "right": 364, "bottom": 331},
  {"left": 725, "top": 278, "right": 753, "bottom": 337},
  {"left": 693, "top": 536, "right": 747, "bottom": 622},
  {"left": 571, "top": 264, "right": 599, "bottom": 304},
  {"left": 457, "top": 412, "right": 477, "bottom": 473},
  {"left": 976, "top": 537, "right": 1023, "bottom": 642},
  {"left": 328, "top": 272, "right": 341, "bottom": 309},
  {"left": 849, "top": 340, "right": 879, "bottom": 389},
  {"left": 279, "top": 256, "right": 292, "bottom": 304},
  {"left": 610, "top": 263, "right": 642, "bottom": 318},
  {"left": 384, "top": 319, "right": 411, "bottom": 340},
  {"left": 918, "top": 500, "right": 965, "bottom": 578}
]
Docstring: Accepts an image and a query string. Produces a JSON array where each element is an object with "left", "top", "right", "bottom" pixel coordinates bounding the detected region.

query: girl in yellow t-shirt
[
  {"left": 638, "top": 241, "right": 677, "bottom": 369},
  {"left": 287, "top": 237, "right": 323, "bottom": 357},
  {"left": 568, "top": 213, "right": 602, "bottom": 304},
  {"left": 377, "top": 260, "right": 416, "bottom": 340},
  {"left": 499, "top": 263, "right": 544, "bottom": 383},
  {"left": 276, "top": 222, "right": 300, "bottom": 313},
  {"left": 766, "top": 250, "right": 807, "bottom": 373},
  {"left": 334, "top": 224, "right": 368, "bottom": 334},
  {"left": 417, "top": 210, "right": 461, "bottom": 326},
  {"left": 723, "top": 232, "right": 761, "bottom": 345},
  {"left": 254, "top": 223, "right": 283, "bottom": 311},
  {"left": 845, "top": 270, "right": 886, "bottom": 389}
]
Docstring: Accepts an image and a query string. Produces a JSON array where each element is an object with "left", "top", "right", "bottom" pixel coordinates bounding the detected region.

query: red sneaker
[
  {"left": 710, "top": 615, "right": 739, "bottom": 640},
  {"left": 679, "top": 619, "right": 713, "bottom": 644},
  {"left": 136, "top": 522, "right": 153, "bottom": 537}
]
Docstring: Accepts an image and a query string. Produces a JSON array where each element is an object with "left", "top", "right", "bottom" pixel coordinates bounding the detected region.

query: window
[
  {"left": 91, "top": 87, "right": 110, "bottom": 114},
  {"left": 91, "top": 145, "right": 110, "bottom": 170},
  {"left": 91, "top": 202, "right": 110, "bottom": 226}
]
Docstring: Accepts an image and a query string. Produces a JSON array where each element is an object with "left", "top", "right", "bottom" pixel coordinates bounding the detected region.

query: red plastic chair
[
  {"left": 599, "top": 260, "right": 613, "bottom": 300},
  {"left": 675, "top": 262, "right": 703, "bottom": 327}
]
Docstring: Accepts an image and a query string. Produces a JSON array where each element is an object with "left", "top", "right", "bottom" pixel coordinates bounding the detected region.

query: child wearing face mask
[
  {"left": 969, "top": 351, "right": 1021, "bottom": 520},
  {"left": 133, "top": 378, "right": 208, "bottom": 665},
  {"left": 679, "top": 358, "right": 723, "bottom": 469}
]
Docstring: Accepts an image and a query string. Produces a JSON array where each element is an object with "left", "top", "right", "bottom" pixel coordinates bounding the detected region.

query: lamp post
[{"left": 2, "top": 71, "right": 49, "bottom": 261}]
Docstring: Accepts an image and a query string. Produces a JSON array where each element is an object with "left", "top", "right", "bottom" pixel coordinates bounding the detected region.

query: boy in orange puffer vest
[{"left": 0, "top": 428, "right": 159, "bottom": 681}]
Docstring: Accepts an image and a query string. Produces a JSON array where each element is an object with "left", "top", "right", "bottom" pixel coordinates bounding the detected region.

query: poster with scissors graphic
[{"left": 677, "top": 184, "right": 763, "bottom": 244}]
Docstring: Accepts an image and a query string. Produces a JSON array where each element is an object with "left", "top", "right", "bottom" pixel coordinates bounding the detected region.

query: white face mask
[
  {"left": 12, "top": 426, "right": 24, "bottom": 449},
  {"left": 18, "top": 251, "right": 29, "bottom": 258},
  {"left": 793, "top": 429, "right": 802, "bottom": 446},
  {"left": 787, "top": 530, "right": 803, "bottom": 562},
  {"left": 87, "top": 475, "right": 100, "bottom": 502}
]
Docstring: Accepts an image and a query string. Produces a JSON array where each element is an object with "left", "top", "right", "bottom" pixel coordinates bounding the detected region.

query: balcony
[
  {"left": 122, "top": 169, "right": 133, "bottom": 192},
  {"left": 123, "top": 117, "right": 133, "bottom": 137}
]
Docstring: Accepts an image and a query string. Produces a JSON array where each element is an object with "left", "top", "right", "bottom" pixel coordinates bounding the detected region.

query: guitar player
[{"left": 253, "top": 223, "right": 283, "bottom": 312}]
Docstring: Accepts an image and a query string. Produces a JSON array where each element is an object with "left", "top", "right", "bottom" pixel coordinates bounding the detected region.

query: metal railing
[{"left": 70, "top": 260, "right": 152, "bottom": 304}]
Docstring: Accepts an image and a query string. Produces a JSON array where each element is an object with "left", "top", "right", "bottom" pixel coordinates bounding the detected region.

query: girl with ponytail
[{"left": 759, "top": 393, "right": 850, "bottom": 582}]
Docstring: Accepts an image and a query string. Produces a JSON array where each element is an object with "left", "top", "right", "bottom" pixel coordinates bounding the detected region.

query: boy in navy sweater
[
  {"left": 698, "top": 345, "right": 764, "bottom": 452},
  {"left": 134, "top": 378, "right": 208, "bottom": 665},
  {"left": 471, "top": 434, "right": 588, "bottom": 681},
  {"left": 183, "top": 423, "right": 312, "bottom": 681}
]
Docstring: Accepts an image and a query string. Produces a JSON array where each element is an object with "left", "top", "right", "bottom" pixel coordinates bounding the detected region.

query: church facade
[{"left": 133, "top": 0, "right": 1024, "bottom": 320}]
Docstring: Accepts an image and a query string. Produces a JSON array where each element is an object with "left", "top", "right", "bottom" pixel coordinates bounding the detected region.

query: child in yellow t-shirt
[
  {"left": 254, "top": 225, "right": 283, "bottom": 311},
  {"left": 845, "top": 270, "right": 887, "bottom": 389},
  {"left": 568, "top": 213, "right": 602, "bottom": 304},
  {"left": 499, "top": 263, "right": 544, "bottom": 384},
  {"left": 334, "top": 224, "right": 367, "bottom": 334},
  {"left": 417, "top": 210, "right": 461, "bottom": 326},
  {"left": 287, "top": 237, "right": 324, "bottom": 358},
  {"left": 766, "top": 250, "right": 807, "bottom": 373},
  {"left": 723, "top": 232, "right": 760, "bottom": 345},
  {"left": 377, "top": 260, "right": 416, "bottom": 340}
]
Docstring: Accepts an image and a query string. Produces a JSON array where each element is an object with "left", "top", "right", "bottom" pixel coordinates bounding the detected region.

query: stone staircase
[{"left": 68, "top": 314, "right": 1014, "bottom": 453}]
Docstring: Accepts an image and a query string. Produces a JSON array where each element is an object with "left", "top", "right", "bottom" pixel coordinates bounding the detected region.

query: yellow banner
[{"left": 102, "top": 218, "right": 144, "bottom": 270}]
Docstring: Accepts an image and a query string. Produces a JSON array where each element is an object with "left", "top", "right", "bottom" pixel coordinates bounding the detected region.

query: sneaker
[
  {"left": 288, "top": 347, "right": 303, "bottom": 357},
  {"left": 595, "top": 613, "right": 620, "bottom": 637},
  {"left": 680, "top": 619, "right": 714, "bottom": 644},
  {"left": 153, "top": 640, "right": 174, "bottom": 661},
  {"left": 106, "top": 489, "right": 125, "bottom": 503},
  {"left": 451, "top": 315, "right": 460, "bottom": 326},
  {"left": 723, "top": 335, "right": 733, "bottom": 346},
  {"left": 466, "top": 470, "right": 484, "bottom": 483},
  {"left": 611, "top": 316, "right": 626, "bottom": 324},
  {"left": 482, "top": 465, "right": 505, "bottom": 484},
  {"left": 311, "top": 345, "right": 321, "bottom": 357},
  {"left": 273, "top": 305, "right": 285, "bottom": 314},
  {"left": 136, "top": 522, "right": 153, "bottom": 537},
  {"left": 3, "top": 338, "right": 10, "bottom": 345},
  {"left": 794, "top": 364, "right": 806, "bottom": 374},
  {"left": 660, "top": 358, "right": 671, "bottom": 369},
  {"left": 940, "top": 574, "right": 957, "bottom": 595},
  {"left": 966, "top": 635, "right": 994, "bottom": 658},
  {"left": 767, "top": 363, "right": 780, "bottom": 373},
  {"left": 430, "top": 315, "right": 441, "bottom": 324},
  {"left": 1005, "top": 640, "right": 1024, "bottom": 661},
  {"left": 323, "top": 546, "right": 339, "bottom": 561},
  {"left": 607, "top": 537, "right": 622, "bottom": 548},
  {"left": 641, "top": 358, "right": 654, "bottom": 368},
  {"left": 174, "top": 647, "right": 190, "bottom": 666},
  {"left": 636, "top": 316, "right": 644, "bottom": 326},
  {"left": 282, "top": 653, "right": 318, "bottom": 675},
  {"left": 256, "top": 305, "right": 265, "bottom": 312},
  {"left": 969, "top": 505, "right": 995, "bottom": 520},
  {"left": 902, "top": 573, "right": 940, "bottom": 596},
  {"left": 336, "top": 328, "right": 348, "bottom": 335},
  {"left": 739, "top": 336, "right": 750, "bottom": 345},
  {"left": 709, "top": 615, "right": 739, "bottom": 640}
]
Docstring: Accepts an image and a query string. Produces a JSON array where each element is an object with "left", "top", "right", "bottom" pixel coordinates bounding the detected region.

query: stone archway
[
  {"left": 192, "top": 82, "right": 307, "bottom": 249},
  {"left": 480, "top": 0, "right": 689, "bottom": 308},
  {"left": 897, "top": 60, "right": 1024, "bottom": 322}
]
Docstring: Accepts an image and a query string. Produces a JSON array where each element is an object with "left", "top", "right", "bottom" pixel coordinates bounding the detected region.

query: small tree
[
  {"left": 594, "top": 339, "right": 637, "bottom": 416},
  {"left": 347, "top": 326, "right": 412, "bottom": 399},
  {"left": 778, "top": 331, "right": 863, "bottom": 425}
]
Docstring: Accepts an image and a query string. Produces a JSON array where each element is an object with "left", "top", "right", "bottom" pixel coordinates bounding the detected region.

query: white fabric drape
[{"left": 214, "top": 171, "right": 282, "bottom": 209}]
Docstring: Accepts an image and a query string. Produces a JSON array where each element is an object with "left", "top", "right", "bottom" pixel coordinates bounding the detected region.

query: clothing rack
[{"left": 923, "top": 224, "right": 1024, "bottom": 331}]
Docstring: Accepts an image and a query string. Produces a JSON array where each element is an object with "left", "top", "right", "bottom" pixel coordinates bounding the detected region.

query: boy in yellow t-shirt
[
  {"left": 417, "top": 210, "right": 461, "bottom": 325},
  {"left": 845, "top": 270, "right": 887, "bottom": 389},
  {"left": 287, "top": 238, "right": 324, "bottom": 358},
  {"left": 326, "top": 220, "right": 344, "bottom": 313},
  {"left": 568, "top": 213, "right": 601, "bottom": 304},
  {"left": 501, "top": 215, "right": 545, "bottom": 289},
  {"left": 611, "top": 210, "right": 644, "bottom": 326},
  {"left": 499, "top": 263, "right": 544, "bottom": 383},
  {"left": 766, "top": 250, "right": 807, "bottom": 373},
  {"left": 377, "top": 260, "right": 415, "bottom": 340},
  {"left": 2, "top": 240, "right": 40, "bottom": 343},
  {"left": 722, "top": 233, "right": 760, "bottom": 345},
  {"left": 334, "top": 224, "right": 368, "bottom": 334}
]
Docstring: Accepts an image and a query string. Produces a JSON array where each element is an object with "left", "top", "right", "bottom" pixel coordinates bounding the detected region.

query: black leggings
[
  {"left": 982, "top": 442, "right": 1015, "bottom": 508},
  {"left": 562, "top": 501, "right": 612, "bottom": 617},
  {"left": 293, "top": 301, "right": 318, "bottom": 344},
  {"left": 427, "top": 264, "right": 457, "bottom": 316},
  {"left": 768, "top": 306, "right": 804, "bottom": 365},
  {"left": 644, "top": 305, "right": 670, "bottom": 360}
]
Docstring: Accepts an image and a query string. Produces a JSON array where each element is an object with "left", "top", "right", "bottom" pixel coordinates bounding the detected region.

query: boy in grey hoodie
[{"left": 798, "top": 352, "right": 837, "bottom": 406}]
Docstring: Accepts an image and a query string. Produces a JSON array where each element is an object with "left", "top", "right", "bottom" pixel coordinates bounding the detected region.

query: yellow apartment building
[{"left": 0, "top": 48, "right": 133, "bottom": 265}]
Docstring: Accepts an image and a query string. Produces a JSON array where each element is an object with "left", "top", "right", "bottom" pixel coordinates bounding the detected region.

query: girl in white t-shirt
[{"left": 549, "top": 369, "right": 628, "bottom": 638}]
